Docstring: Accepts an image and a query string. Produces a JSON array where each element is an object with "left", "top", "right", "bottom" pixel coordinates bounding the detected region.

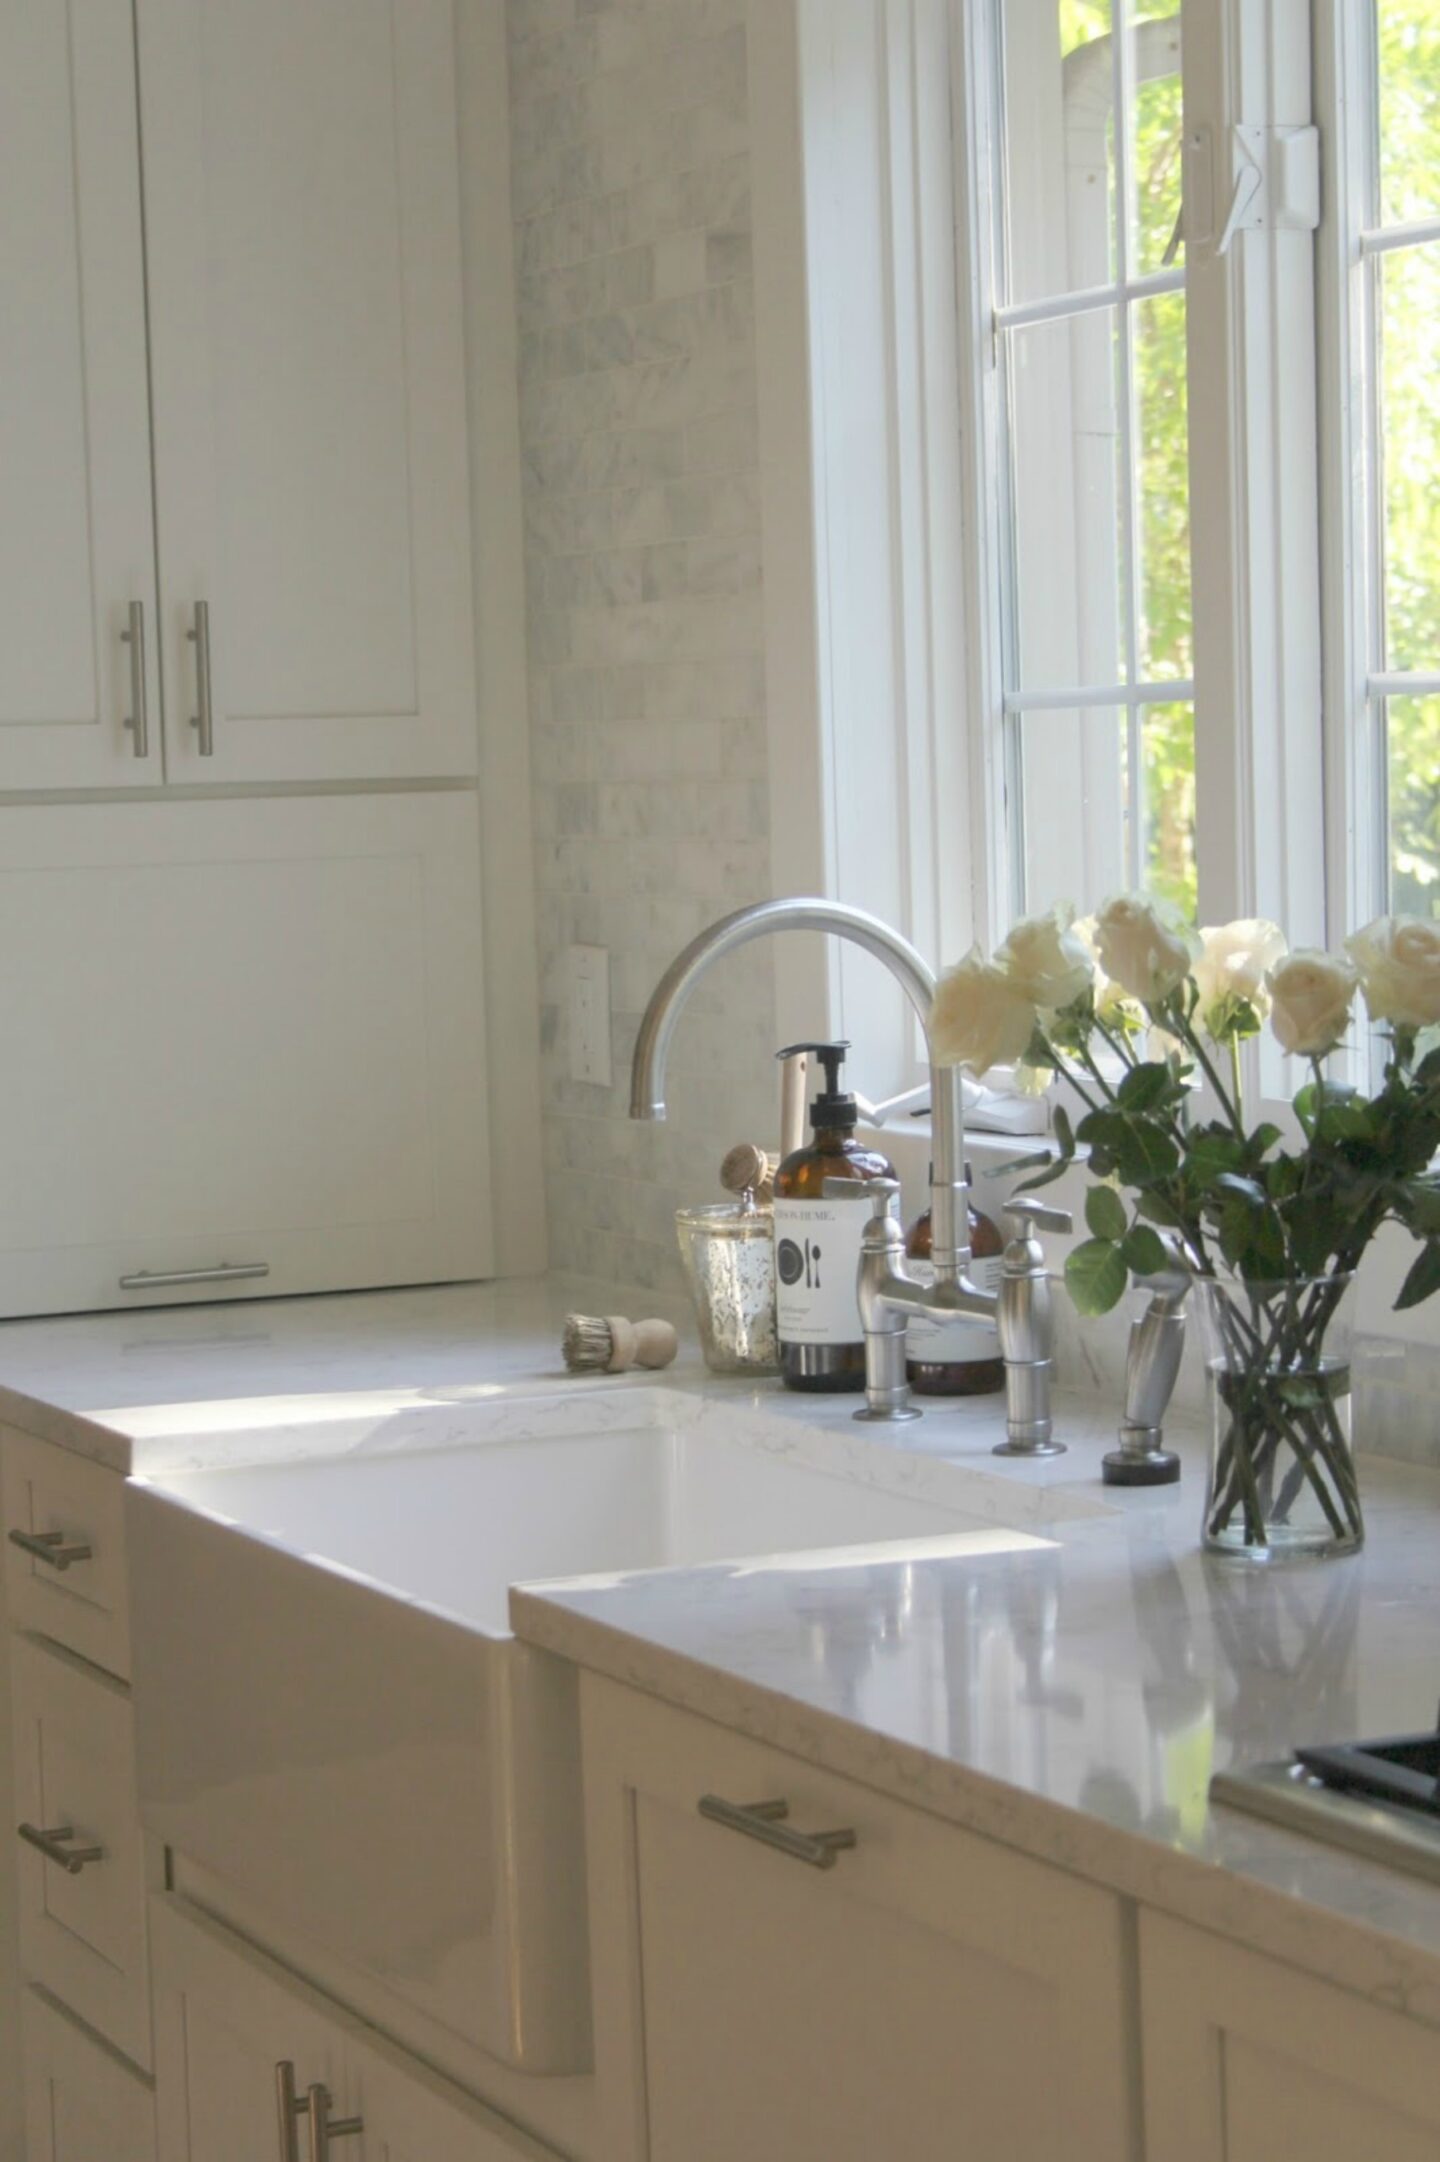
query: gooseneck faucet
[{"left": 629, "top": 898, "right": 1070, "bottom": 1450}]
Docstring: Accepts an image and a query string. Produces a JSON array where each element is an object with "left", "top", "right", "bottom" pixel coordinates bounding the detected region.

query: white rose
[
  {"left": 1092, "top": 893, "right": 1197, "bottom": 1004},
  {"left": 930, "top": 947, "right": 1038, "bottom": 1074},
  {"left": 1344, "top": 915, "right": 1440, "bottom": 1030},
  {"left": 1266, "top": 949, "right": 1358, "bottom": 1058},
  {"left": 1194, "top": 919, "right": 1287, "bottom": 1034},
  {"left": 1076, "top": 916, "right": 1146, "bottom": 1032},
  {"left": 995, "top": 904, "right": 1094, "bottom": 1012}
]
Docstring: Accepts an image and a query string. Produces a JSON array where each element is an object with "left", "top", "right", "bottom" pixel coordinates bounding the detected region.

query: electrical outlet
[{"left": 568, "top": 944, "right": 613, "bottom": 1087}]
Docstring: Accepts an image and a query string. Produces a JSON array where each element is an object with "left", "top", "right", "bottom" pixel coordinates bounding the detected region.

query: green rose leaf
[
  {"left": 1085, "top": 1185, "right": 1128, "bottom": 1242},
  {"left": 1397, "top": 1240, "right": 1440, "bottom": 1312},
  {"left": 1065, "top": 1237, "right": 1129, "bottom": 1316},
  {"left": 1214, "top": 1171, "right": 1267, "bottom": 1208},
  {"left": 1116, "top": 1061, "right": 1176, "bottom": 1113},
  {"left": 1121, "top": 1225, "right": 1169, "bottom": 1278},
  {"left": 1184, "top": 1131, "right": 1246, "bottom": 1180},
  {"left": 1052, "top": 1102, "right": 1076, "bottom": 1159},
  {"left": 1402, "top": 1180, "right": 1440, "bottom": 1236}
]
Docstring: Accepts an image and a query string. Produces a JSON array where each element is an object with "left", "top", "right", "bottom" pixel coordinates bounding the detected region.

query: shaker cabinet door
[
  {"left": 22, "top": 1988, "right": 156, "bottom": 2162},
  {"left": 137, "top": 0, "right": 478, "bottom": 784},
  {"left": 581, "top": 1678, "right": 1138, "bottom": 2162},
  {"left": 153, "top": 1900, "right": 352, "bottom": 2162},
  {"left": 0, "top": 0, "right": 161, "bottom": 788},
  {"left": 0, "top": 793, "right": 492, "bottom": 1317},
  {"left": 1141, "top": 1912, "right": 1440, "bottom": 2162}
]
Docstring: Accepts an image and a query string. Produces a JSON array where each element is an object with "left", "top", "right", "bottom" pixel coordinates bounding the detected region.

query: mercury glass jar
[{"left": 675, "top": 1197, "right": 780, "bottom": 1375}]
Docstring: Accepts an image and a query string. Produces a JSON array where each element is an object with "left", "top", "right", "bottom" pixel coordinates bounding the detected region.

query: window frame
[{"left": 947, "top": 0, "right": 1327, "bottom": 1115}]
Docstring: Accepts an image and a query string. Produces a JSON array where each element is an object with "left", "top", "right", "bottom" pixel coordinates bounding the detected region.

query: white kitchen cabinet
[
  {"left": 2, "top": 0, "right": 477, "bottom": 793},
  {"left": 152, "top": 1896, "right": 561, "bottom": 2162},
  {"left": 0, "top": 792, "right": 492, "bottom": 1316},
  {"left": 21, "top": 1986, "right": 156, "bottom": 2162},
  {"left": 137, "top": 0, "right": 478, "bottom": 785},
  {"left": 580, "top": 1676, "right": 1140, "bottom": 2162},
  {"left": 1140, "top": 1911, "right": 1440, "bottom": 2162},
  {"left": 10, "top": 1633, "right": 160, "bottom": 2068},
  {"left": 0, "top": 0, "right": 162, "bottom": 789}
]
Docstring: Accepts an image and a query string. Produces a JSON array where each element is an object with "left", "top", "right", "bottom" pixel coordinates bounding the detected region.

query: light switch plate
[{"left": 568, "top": 944, "right": 612, "bottom": 1087}]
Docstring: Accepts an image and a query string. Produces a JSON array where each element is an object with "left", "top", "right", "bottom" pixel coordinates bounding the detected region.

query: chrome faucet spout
[{"left": 628, "top": 898, "right": 970, "bottom": 1281}]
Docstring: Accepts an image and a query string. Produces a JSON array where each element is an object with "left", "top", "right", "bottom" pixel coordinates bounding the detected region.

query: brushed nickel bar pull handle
[
  {"left": 275, "top": 2062, "right": 310, "bottom": 2162},
  {"left": 7, "top": 1528, "right": 93, "bottom": 1572},
  {"left": 118, "top": 1262, "right": 269, "bottom": 1291},
  {"left": 698, "top": 1794, "right": 858, "bottom": 1870},
  {"left": 120, "top": 601, "right": 148, "bottom": 758},
  {"left": 187, "top": 598, "right": 213, "bottom": 755},
  {"left": 306, "top": 2083, "right": 363, "bottom": 2160},
  {"left": 17, "top": 1823, "right": 105, "bottom": 1874}
]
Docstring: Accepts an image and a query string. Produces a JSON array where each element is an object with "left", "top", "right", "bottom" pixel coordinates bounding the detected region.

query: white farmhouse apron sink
[{"left": 124, "top": 1387, "right": 1058, "bottom": 2073}]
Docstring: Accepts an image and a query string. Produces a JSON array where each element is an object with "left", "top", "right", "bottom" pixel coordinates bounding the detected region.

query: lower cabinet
[
  {"left": 580, "top": 1676, "right": 1141, "bottom": 2162},
  {"left": 1140, "top": 1912, "right": 1440, "bottom": 2162},
  {"left": 20, "top": 1986, "right": 156, "bottom": 2162},
  {"left": 151, "top": 1897, "right": 560, "bottom": 2162}
]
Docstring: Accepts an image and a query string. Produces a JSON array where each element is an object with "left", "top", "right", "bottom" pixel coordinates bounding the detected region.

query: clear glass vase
[{"left": 1195, "top": 1273, "right": 1364, "bottom": 1563}]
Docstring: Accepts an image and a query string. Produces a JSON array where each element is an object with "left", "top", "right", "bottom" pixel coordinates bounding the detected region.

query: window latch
[{"left": 1185, "top": 123, "right": 1320, "bottom": 257}]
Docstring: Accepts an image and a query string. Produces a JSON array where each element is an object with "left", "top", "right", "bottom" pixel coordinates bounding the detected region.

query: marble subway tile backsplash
[{"left": 507, "top": 0, "right": 777, "bottom": 1292}]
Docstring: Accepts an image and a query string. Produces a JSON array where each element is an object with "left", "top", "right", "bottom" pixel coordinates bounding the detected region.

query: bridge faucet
[{"left": 824, "top": 1179, "right": 1071, "bottom": 1453}]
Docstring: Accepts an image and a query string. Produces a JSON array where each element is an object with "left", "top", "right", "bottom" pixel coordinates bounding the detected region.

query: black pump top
[{"left": 776, "top": 1040, "right": 856, "bottom": 1132}]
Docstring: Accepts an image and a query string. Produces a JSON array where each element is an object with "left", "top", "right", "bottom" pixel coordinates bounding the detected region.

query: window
[
  {"left": 955, "top": 0, "right": 1440, "bottom": 988},
  {"left": 993, "top": 4, "right": 1194, "bottom": 921}
]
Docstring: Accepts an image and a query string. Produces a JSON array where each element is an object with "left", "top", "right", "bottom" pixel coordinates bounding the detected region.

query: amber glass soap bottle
[
  {"left": 904, "top": 1164, "right": 1006, "bottom": 1395},
  {"left": 772, "top": 1042, "right": 896, "bottom": 1393}
]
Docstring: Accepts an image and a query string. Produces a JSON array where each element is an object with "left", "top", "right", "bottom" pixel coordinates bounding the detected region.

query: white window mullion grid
[
  {"left": 1183, "top": 0, "right": 1326, "bottom": 1116},
  {"left": 981, "top": 3, "right": 1195, "bottom": 928}
]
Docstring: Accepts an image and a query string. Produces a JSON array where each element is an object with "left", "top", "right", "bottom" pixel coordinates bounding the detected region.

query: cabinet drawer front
[
  {"left": 4, "top": 1430, "right": 130, "bottom": 1678},
  {"left": 11, "top": 1634, "right": 156, "bottom": 2068},
  {"left": 581, "top": 1678, "right": 1138, "bottom": 2162},
  {"left": 22, "top": 1986, "right": 156, "bottom": 2162}
]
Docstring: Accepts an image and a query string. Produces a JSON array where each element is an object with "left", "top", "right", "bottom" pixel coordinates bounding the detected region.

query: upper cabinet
[
  {"left": 1, "top": 0, "right": 478, "bottom": 794},
  {"left": 0, "top": 0, "right": 162, "bottom": 789},
  {"left": 138, "top": 0, "right": 478, "bottom": 783}
]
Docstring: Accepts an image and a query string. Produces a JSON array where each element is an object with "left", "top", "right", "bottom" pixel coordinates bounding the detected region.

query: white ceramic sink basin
[{"left": 125, "top": 1387, "right": 1053, "bottom": 2072}]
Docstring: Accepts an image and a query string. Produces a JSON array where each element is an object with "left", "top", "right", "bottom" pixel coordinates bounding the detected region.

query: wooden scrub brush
[{"left": 562, "top": 1312, "right": 679, "bottom": 1374}]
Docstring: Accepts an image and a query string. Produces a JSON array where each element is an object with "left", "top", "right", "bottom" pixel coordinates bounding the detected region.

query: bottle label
[
  {"left": 772, "top": 1197, "right": 870, "bottom": 1346},
  {"left": 906, "top": 1253, "right": 1005, "bottom": 1363}
]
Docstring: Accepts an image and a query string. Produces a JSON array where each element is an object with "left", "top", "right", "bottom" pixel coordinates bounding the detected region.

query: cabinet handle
[
  {"left": 8, "top": 1527, "right": 93, "bottom": 1572},
  {"left": 187, "top": 598, "right": 214, "bottom": 755},
  {"left": 698, "top": 1794, "right": 858, "bottom": 1870},
  {"left": 118, "top": 1262, "right": 269, "bottom": 1291},
  {"left": 276, "top": 2062, "right": 310, "bottom": 2162},
  {"left": 17, "top": 1823, "right": 105, "bottom": 1874},
  {"left": 120, "top": 600, "right": 148, "bottom": 758},
  {"left": 306, "top": 2083, "right": 363, "bottom": 2160}
]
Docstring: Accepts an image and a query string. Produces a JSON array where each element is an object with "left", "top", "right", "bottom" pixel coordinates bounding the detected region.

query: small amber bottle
[
  {"left": 772, "top": 1042, "right": 896, "bottom": 1393},
  {"left": 905, "top": 1165, "right": 1006, "bottom": 1396}
]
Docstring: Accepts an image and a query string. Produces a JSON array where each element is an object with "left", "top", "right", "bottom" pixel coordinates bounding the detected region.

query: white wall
[{"left": 506, "top": 0, "right": 779, "bottom": 1291}]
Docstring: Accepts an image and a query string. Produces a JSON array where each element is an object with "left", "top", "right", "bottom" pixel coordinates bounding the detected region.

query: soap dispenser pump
[{"left": 771, "top": 1041, "right": 896, "bottom": 1392}]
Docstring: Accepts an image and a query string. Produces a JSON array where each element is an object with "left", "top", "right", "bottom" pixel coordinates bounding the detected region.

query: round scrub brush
[{"left": 562, "top": 1313, "right": 680, "bottom": 1374}]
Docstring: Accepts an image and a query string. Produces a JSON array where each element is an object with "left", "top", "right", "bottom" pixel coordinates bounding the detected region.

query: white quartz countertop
[
  {"left": 8, "top": 1274, "right": 1440, "bottom": 2025},
  {"left": 0, "top": 1274, "right": 699, "bottom": 1475}
]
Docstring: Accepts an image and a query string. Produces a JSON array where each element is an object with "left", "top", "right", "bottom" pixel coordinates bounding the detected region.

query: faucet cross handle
[
  {"left": 822, "top": 1176, "right": 901, "bottom": 1222},
  {"left": 1002, "top": 1197, "right": 1073, "bottom": 1237}
]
